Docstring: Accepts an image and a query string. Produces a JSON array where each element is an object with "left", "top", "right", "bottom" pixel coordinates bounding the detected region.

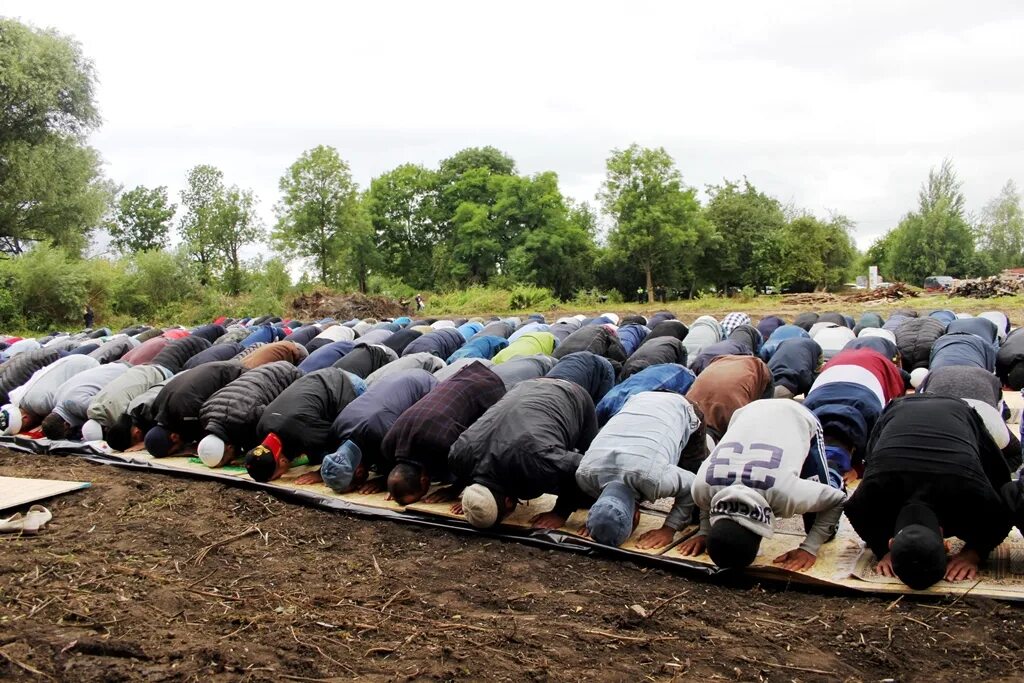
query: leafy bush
[{"left": 428, "top": 285, "right": 558, "bottom": 315}]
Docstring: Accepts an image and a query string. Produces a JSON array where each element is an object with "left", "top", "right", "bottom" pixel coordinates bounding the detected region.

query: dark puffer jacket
[
  {"left": 644, "top": 319, "right": 689, "bottom": 343},
  {"left": 151, "top": 336, "right": 212, "bottom": 375},
  {"left": 0, "top": 348, "right": 63, "bottom": 405},
  {"left": 200, "top": 361, "right": 303, "bottom": 449},
  {"left": 154, "top": 360, "right": 246, "bottom": 441},
  {"left": 184, "top": 342, "right": 243, "bottom": 370},
  {"left": 619, "top": 336, "right": 687, "bottom": 381},
  {"left": 257, "top": 368, "right": 363, "bottom": 463},
  {"left": 895, "top": 317, "right": 947, "bottom": 371},
  {"left": 552, "top": 326, "right": 627, "bottom": 366},
  {"left": 334, "top": 344, "right": 397, "bottom": 378},
  {"left": 997, "top": 328, "right": 1024, "bottom": 389},
  {"left": 401, "top": 328, "right": 466, "bottom": 360}
]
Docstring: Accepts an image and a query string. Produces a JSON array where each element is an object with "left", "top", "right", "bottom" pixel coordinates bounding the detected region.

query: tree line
[{"left": 2, "top": 17, "right": 1022, "bottom": 327}]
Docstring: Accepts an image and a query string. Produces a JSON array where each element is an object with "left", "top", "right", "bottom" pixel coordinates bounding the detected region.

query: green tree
[
  {"left": 212, "top": 186, "right": 263, "bottom": 295},
  {"left": 598, "top": 145, "right": 704, "bottom": 303},
  {"left": 508, "top": 198, "right": 597, "bottom": 299},
  {"left": 0, "top": 19, "right": 99, "bottom": 144},
  {"left": 110, "top": 185, "right": 177, "bottom": 253},
  {"left": 976, "top": 180, "right": 1024, "bottom": 270},
  {"left": 885, "top": 161, "right": 976, "bottom": 283},
  {"left": 273, "top": 145, "right": 361, "bottom": 285},
  {"left": 779, "top": 214, "right": 857, "bottom": 291},
  {"left": 366, "top": 164, "right": 438, "bottom": 289},
  {"left": 0, "top": 136, "right": 112, "bottom": 255},
  {"left": 701, "top": 179, "right": 786, "bottom": 292},
  {"left": 0, "top": 20, "right": 109, "bottom": 255},
  {"left": 179, "top": 165, "right": 225, "bottom": 285}
]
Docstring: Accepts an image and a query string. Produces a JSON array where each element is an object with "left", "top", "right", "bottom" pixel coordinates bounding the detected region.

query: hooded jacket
[
  {"left": 544, "top": 351, "right": 615, "bottom": 404},
  {"left": 153, "top": 361, "right": 247, "bottom": 441},
  {"left": 401, "top": 328, "right": 466, "bottom": 360},
  {"left": 577, "top": 392, "right": 702, "bottom": 530},
  {"left": 298, "top": 341, "right": 355, "bottom": 373},
  {"left": 287, "top": 325, "right": 323, "bottom": 349},
  {"left": 364, "top": 352, "right": 446, "bottom": 388},
  {"left": 619, "top": 336, "right": 687, "bottom": 381},
  {"left": 331, "top": 369, "right": 438, "bottom": 465},
  {"left": 381, "top": 328, "right": 422, "bottom": 355},
  {"left": 257, "top": 368, "right": 364, "bottom": 463},
  {"left": 645, "top": 319, "right": 690, "bottom": 344},
  {"left": 151, "top": 335, "right": 212, "bottom": 375},
  {"left": 448, "top": 378, "right": 598, "bottom": 515},
  {"left": 756, "top": 316, "right": 786, "bottom": 340},
  {"left": 691, "top": 400, "right": 845, "bottom": 555},
  {"left": 190, "top": 324, "right": 227, "bottom": 343},
  {"left": 998, "top": 328, "right": 1024, "bottom": 389},
  {"left": 0, "top": 348, "right": 64, "bottom": 405},
  {"left": 200, "top": 361, "right": 303, "bottom": 449}
]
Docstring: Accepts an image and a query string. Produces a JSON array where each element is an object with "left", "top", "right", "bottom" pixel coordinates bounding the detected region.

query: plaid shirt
[{"left": 381, "top": 361, "right": 505, "bottom": 472}]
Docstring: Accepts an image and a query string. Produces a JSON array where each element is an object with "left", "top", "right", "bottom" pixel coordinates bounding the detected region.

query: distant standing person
[
  {"left": 636, "top": 287, "right": 645, "bottom": 304},
  {"left": 84, "top": 305, "right": 94, "bottom": 329},
  {"left": 415, "top": 294, "right": 425, "bottom": 311}
]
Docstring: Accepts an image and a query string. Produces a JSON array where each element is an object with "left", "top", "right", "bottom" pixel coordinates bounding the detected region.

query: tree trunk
[{"left": 646, "top": 267, "right": 654, "bottom": 304}]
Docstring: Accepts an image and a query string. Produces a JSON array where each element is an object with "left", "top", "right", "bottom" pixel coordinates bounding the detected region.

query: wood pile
[
  {"left": 781, "top": 292, "right": 842, "bottom": 306},
  {"left": 948, "top": 276, "right": 1024, "bottom": 299},
  {"left": 844, "top": 282, "right": 918, "bottom": 303}
]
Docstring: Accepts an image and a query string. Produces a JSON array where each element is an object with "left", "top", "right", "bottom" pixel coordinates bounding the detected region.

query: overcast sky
[{"left": 7, "top": 1, "right": 1024, "bottom": 252}]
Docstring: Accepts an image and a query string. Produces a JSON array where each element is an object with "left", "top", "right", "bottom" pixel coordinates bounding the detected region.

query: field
[{"left": 2, "top": 451, "right": 1023, "bottom": 682}]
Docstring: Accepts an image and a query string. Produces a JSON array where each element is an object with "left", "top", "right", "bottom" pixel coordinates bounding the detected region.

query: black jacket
[
  {"left": 644, "top": 319, "right": 689, "bottom": 343},
  {"left": 845, "top": 395, "right": 1012, "bottom": 559},
  {"left": 401, "top": 328, "right": 465, "bottom": 360},
  {"left": 333, "top": 344, "right": 396, "bottom": 378},
  {"left": 258, "top": 368, "right": 362, "bottom": 463},
  {"left": 619, "top": 336, "right": 686, "bottom": 381},
  {"left": 151, "top": 336, "right": 212, "bottom": 375},
  {"left": 381, "top": 329, "right": 422, "bottom": 356},
  {"left": 184, "top": 342, "right": 243, "bottom": 370},
  {"left": 155, "top": 361, "right": 246, "bottom": 441},
  {"left": 449, "top": 378, "right": 598, "bottom": 515},
  {"left": 997, "top": 328, "right": 1024, "bottom": 389},
  {"left": 895, "top": 317, "right": 946, "bottom": 372},
  {"left": 768, "top": 337, "right": 822, "bottom": 395},
  {"left": 200, "top": 361, "right": 303, "bottom": 449},
  {"left": 552, "top": 326, "right": 627, "bottom": 366}
]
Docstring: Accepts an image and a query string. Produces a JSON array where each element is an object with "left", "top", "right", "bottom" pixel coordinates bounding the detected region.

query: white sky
[{"left": 6, "top": 1, "right": 1024, "bottom": 253}]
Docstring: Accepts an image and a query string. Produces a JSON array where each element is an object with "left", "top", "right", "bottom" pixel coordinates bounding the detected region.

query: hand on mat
[
  {"left": 451, "top": 502, "right": 464, "bottom": 515},
  {"left": 773, "top": 548, "right": 816, "bottom": 572},
  {"left": 842, "top": 469, "right": 859, "bottom": 485},
  {"left": 359, "top": 477, "right": 386, "bottom": 495},
  {"left": 294, "top": 470, "right": 323, "bottom": 486},
  {"left": 124, "top": 443, "right": 146, "bottom": 452},
  {"left": 422, "top": 486, "right": 460, "bottom": 504},
  {"left": 676, "top": 534, "right": 706, "bottom": 557},
  {"left": 875, "top": 552, "right": 895, "bottom": 577},
  {"left": 635, "top": 525, "right": 676, "bottom": 550},
  {"left": 530, "top": 511, "right": 567, "bottom": 529},
  {"left": 945, "top": 549, "right": 980, "bottom": 582}
]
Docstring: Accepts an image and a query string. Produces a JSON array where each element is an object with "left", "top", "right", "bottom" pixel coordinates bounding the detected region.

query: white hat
[
  {"left": 909, "top": 367, "right": 929, "bottom": 389},
  {"left": 81, "top": 419, "right": 103, "bottom": 442},
  {"left": 197, "top": 435, "right": 226, "bottom": 467},
  {"left": 0, "top": 404, "right": 22, "bottom": 436},
  {"left": 461, "top": 483, "right": 499, "bottom": 528}
]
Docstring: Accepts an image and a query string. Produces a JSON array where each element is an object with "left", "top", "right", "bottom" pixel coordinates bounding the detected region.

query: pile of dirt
[
  {"left": 780, "top": 292, "right": 843, "bottom": 306},
  {"left": 949, "top": 276, "right": 1024, "bottom": 299},
  {"left": 1, "top": 451, "right": 1022, "bottom": 682},
  {"left": 291, "top": 290, "right": 407, "bottom": 321}
]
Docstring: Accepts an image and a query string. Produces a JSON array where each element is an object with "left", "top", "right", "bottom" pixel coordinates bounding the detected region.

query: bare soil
[{"left": 1, "top": 451, "right": 1022, "bottom": 682}]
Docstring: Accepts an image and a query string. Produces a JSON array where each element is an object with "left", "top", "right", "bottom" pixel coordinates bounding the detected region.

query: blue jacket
[
  {"left": 240, "top": 324, "right": 286, "bottom": 349},
  {"left": 595, "top": 363, "right": 695, "bottom": 426},
  {"left": 768, "top": 337, "right": 821, "bottom": 395},
  {"left": 759, "top": 324, "right": 809, "bottom": 361},
  {"left": 299, "top": 341, "right": 356, "bottom": 373},
  {"left": 545, "top": 351, "right": 615, "bottom": 404},
  {"left": 617, "top": 324, "right": 650, "bottom": 356},
  {"left": 448, "top": 335, "right": 509, "bottom": 363},
  {"left": 929, "top": 333, "right": 997, "bottom": 372}
]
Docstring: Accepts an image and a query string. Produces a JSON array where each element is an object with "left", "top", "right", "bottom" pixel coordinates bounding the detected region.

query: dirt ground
[{"left": 1, "top": 451, "right": 1022, "bottom": 682}]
